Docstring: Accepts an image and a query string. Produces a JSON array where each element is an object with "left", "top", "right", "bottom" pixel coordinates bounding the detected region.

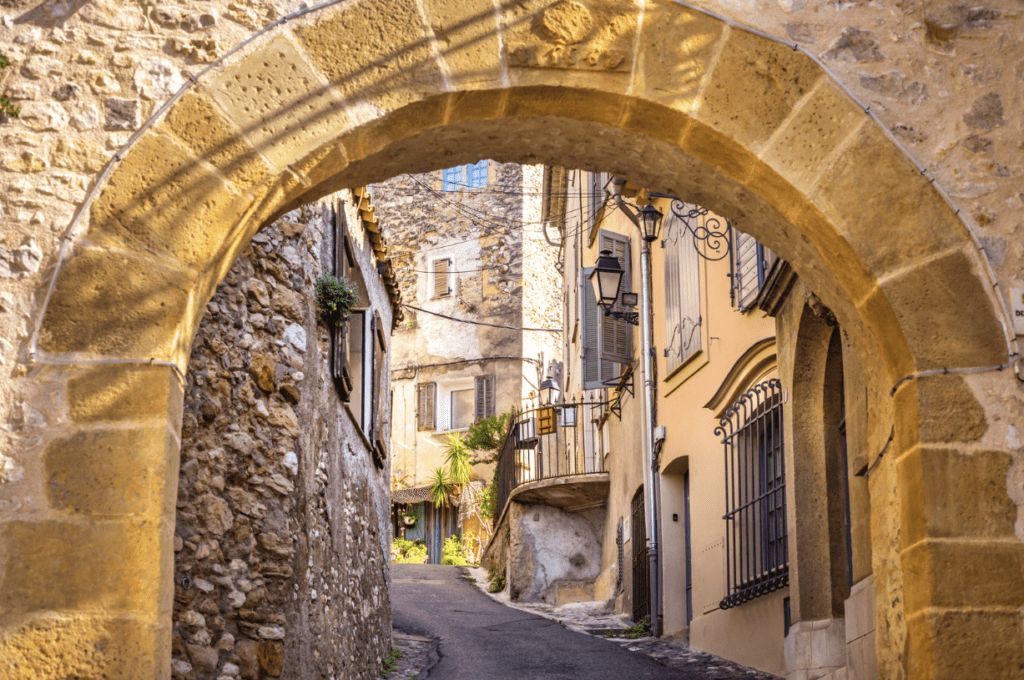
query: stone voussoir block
[
  {"left": 204, "top": 31, "right": 354, "bottom": 174},
  {"left": 38, "top": 245, "right": 196, "bottom": 360},
  {"left": 696, "top": 26, "right": 821, "bottom": 154},
  {"left": 88, "top": 130, "right": 252, "bottom": 271},
  {"left": 421, "top": 0, "right": 504, "bottom": 89},
  {"left": 813, "top": 124, "right": 966, "bottom": 279},
  {"left": 161, "top": 89, "right": 276, "bottom": 196},
  {"left": 44, "top": 426, "right": 177, "bottom": 517},
  {"left": 632, "top": 0, "right": 726, "bottom": 115},
  {"left": 0, "top": 518, "right": 171, "bottom": 616},
  {"left": 296, "top": 0, "right": 445, "bottom": 109},
  {"left": 879, "top": 248, "right": 1008, "bottom": 371}
]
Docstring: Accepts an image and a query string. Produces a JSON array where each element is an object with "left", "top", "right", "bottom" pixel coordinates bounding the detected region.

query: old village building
[
  {"left": 373, "top": 163, "right": 561, "bottom": 562},
  {"left": 1, "top": 0, "right": 1023, "bottom": 678}
]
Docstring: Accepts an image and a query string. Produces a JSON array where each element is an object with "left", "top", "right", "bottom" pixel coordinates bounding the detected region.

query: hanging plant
[{"left": 314, "top": 273, "right": 359, "bottom": 327}]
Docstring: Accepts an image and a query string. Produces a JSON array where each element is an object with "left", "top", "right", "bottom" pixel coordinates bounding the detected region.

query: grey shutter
[
  {"left": 734, "top": 228, "right": 762, "bottom": 309},
  {"left": 475, "top": 375, "right": 494, "bottom": 422},
  {"left": 433, "top": 259, "right": 450, "bottom": 297},
  {"left": 664, "top": 211, "right": 702, "bottom": 373},
  {"left": 418, "top": 382, "right": 436, "bottom": 430},
  {"left": 581, "top": 268, "right": 602, "bottom": 389},
  {"left": 599, "top": 231, "right": 632, "bottom": 366}
]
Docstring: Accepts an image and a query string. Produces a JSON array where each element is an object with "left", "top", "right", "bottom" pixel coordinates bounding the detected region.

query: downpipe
[{"left": 639, "top": 238, "right": 662, "bottom": 637}]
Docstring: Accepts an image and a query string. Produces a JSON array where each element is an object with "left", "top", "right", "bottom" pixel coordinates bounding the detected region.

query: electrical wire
[{"left": 401, "top": 303, "right": 562, "bottom": 333}]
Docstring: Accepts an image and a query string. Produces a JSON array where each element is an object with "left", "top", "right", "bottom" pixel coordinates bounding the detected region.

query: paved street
[{"left": 389, "top": 564, "right": 777, "bottom": 680}]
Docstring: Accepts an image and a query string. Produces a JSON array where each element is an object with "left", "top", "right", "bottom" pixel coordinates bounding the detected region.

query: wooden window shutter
[
  {"left": 733, "top": 228, "right": 763, "bottom": 310},
  {"left": 598, "top": 231, "right": 632, "bottom": 366},
  {"left": 433, "top": 259, "right": 450, "bottom": 298},
  {"left": 442, "top": 166, "right": 462, "bottom": 191},
  {"left": 581, "top": 268, "right": 608, "bottom": 389},
  {"left": 418, "top": 382, "right": 436, "bottom": 431},
  {"left": 664, "top": 212, "right": 702, "bottom": 373},
  {"left": 475, "top": 375, "right": 494, "bottom": 422},
  {"left": 331, "top": 200, "right": 352, "bottom": 398},
  {"left": 371, "top": 312, "right": 387, "bottom": 468}
]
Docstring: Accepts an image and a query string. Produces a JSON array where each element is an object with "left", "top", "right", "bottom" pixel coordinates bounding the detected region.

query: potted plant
[
  {"left": 314, "top": 273, "right": 359, "bottom": 328},
  {"left": 399, "top": 506, "right": 420, "bottom": 526}
]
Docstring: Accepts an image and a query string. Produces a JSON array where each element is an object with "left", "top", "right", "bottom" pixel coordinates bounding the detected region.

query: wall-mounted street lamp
[
  {"left": 539, "top": 375, "right": 559, "bottom": 405},
  {"left": 589, "top": 250, "right": 641, "bottom": 326}
]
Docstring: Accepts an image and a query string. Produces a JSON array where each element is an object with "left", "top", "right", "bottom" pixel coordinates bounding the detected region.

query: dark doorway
[{"left": 631, "top": 486, "right": 650, "bottom": 624}]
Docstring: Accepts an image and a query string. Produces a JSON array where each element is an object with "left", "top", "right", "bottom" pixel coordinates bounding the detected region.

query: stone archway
[{"left": 4, "top": 1, "right": 1020, "bottom": 678}]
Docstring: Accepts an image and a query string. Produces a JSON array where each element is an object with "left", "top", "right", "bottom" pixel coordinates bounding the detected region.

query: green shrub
[
  {"left": 0, "top": 54, "right": 20, "bottom": 119},
  {"left": 314, "top": 274, "right": 359, "bottom": 326},
  {"left": 440, "top": 534, "right": 468, "bottom": 566},
  {"left": 392, "top": 537, "right": 427, "bottom": 564},
  {"left": 487, "top": 566, "right": 506, "bottom": 593},
  {"left": 465, "top": 410, "right": 513, "bottom": 452}
]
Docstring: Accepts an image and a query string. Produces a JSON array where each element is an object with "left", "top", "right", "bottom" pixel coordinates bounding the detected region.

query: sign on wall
[{"left": 1011, "top": 288, "right": 1024, "bottom": 336}]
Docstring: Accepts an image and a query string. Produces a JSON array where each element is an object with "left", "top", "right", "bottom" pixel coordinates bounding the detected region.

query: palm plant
[
  {"left": 428, "top": 467, "right": 452, "bottom": 507},
  {"left": 444, "top": 432, "right": 472, "bottom": 490}
]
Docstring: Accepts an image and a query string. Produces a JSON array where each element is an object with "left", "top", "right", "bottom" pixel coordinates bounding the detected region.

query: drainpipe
[{"left": 638, "top": 237, "right": 662, "bottom": 637}]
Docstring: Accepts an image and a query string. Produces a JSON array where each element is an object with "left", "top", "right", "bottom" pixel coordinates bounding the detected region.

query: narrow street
[{"left": 389, "top": 564, "right": 777, "bottom": 680}]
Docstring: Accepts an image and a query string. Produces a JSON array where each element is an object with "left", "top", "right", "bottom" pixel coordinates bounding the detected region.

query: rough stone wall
[{"left": 173, "top": 193, "right": 392, "bottom": 680}]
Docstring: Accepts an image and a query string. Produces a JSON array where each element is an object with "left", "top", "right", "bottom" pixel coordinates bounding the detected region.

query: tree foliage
[
  {"left": 428, "top": 466, "right": 452, "bottom": 507},
  {"left": 464, "top": 409, "right": 513, "bottom": 452}
]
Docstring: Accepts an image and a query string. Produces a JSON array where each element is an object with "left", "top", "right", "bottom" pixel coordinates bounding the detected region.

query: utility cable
[{"left": 401, "top": 303, "right": 562, "bottom": 333}]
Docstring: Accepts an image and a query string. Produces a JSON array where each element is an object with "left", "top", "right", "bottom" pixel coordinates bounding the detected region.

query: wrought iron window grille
[{"left": 716, "top": 378, "right": 788, "bottom": 609}]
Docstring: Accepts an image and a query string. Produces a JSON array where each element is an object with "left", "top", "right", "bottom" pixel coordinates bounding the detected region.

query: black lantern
[
  {"left": 637, "top": 200, "right": 664, "bottom": 242},
  {"left": 539, "top": 376, "right": 558, "bottom": 405},
  {"left": 589, "top": 250, "right": 624, "bottom": 310}
]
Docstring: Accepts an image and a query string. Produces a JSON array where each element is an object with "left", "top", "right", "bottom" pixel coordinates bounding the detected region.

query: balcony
[{"left": 494, "top": 400, "right": 610, "bottom": 521}]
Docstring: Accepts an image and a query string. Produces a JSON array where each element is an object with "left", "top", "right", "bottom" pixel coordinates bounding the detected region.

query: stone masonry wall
[{"left": 173, "top": 193, "right": 392, "bottom": 680}]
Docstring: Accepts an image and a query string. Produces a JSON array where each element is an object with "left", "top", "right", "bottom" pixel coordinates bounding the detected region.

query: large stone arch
[{"left": 3, "top": 1, "right": 1020, "bottom": 678}]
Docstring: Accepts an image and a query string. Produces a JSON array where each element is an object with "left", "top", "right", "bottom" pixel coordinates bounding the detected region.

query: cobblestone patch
[
  {"left": 464, "top": 567, "right": 780, "bottom": 680},
  {"left": 379, "top": 632, "right": 437, "bottom": 680}
]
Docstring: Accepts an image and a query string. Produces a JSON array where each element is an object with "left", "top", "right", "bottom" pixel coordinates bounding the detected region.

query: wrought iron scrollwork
[{"left": 652, "top": 193, "right": 732, "bottom": 261}]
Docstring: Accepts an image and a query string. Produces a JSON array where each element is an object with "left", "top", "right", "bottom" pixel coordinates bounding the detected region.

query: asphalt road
[{"left": 390, "top": 564, "right": 707, "bottom": 680}]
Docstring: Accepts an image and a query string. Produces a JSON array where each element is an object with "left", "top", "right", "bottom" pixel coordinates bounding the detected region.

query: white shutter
[
  {"left": 734, "top": 229, "right": 762, "bottom": 309},
  {"left": 664, "top": 217, "right": 683, "bottom": 373},
  {"left": 599, "top": 231, "right": 632, "bottom": 366},
  {"left": 475, "top": 375, "right": 494, "bottom": 422},
  {"left": 418, "top": 383, "right": 436, "bottom": 430}
]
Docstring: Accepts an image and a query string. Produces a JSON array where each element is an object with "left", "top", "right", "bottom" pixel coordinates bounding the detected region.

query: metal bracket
[
  {"left": 603, "top": 307, "right": 639, "bottom": 326},
  {"left": 650, "top": 192, "right": 732, "bottom": 261}
]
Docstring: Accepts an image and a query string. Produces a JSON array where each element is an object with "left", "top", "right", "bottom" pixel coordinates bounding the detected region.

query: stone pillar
[{"left": 0, "top": 364, "right": 183, "bottom": 677}]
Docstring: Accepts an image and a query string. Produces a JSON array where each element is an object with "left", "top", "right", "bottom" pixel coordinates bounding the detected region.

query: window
[
  {"left": 718, "top": 378, "right": 788, "bottom": 609},
  {"left": 432, "top": 258, "right": 451, "bottom": 298},
  {"left": 417, "top": 382, "right": 436, "bottom": 431},
  {"left": 425, "top": 375, "right": 495, "bottom": 431},
  {"left": 348, "top": 311, "right": 365, "bottom": 424},
  {"left": 451, "top": 388, "right": 475, "bottom": 430},
  {"left": 442, "top": 161, "right": 489, "bottom": 191},
  {"left": 663, "top": 207, "right": 702, "bottom": 373},
  {"left": 732, "top": 228, "right": 774, "bottom": 310},
  {"left": 369, "top": 311, "right": 388, "bottom": 468}
]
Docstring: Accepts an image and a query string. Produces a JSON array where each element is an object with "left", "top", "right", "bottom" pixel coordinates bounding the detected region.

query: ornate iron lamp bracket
[
  {"left": 603, "top": 308, "right": 639, "bottom": 326},
  {"left": 649, "top": 193, "right": 732, "bottom": 262}
]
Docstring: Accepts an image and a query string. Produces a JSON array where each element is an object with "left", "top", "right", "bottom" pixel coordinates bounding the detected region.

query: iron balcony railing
[
  {"left": 716, "top": 378, "right": 789, "bottom": 610},
  {"left": 495, "top": 399, "right": 609, "bottom": 519}
]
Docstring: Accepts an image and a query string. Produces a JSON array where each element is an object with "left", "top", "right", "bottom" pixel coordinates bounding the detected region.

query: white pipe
[{"left": 639, "top": 237, "right": 662, "bottom": 636}]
